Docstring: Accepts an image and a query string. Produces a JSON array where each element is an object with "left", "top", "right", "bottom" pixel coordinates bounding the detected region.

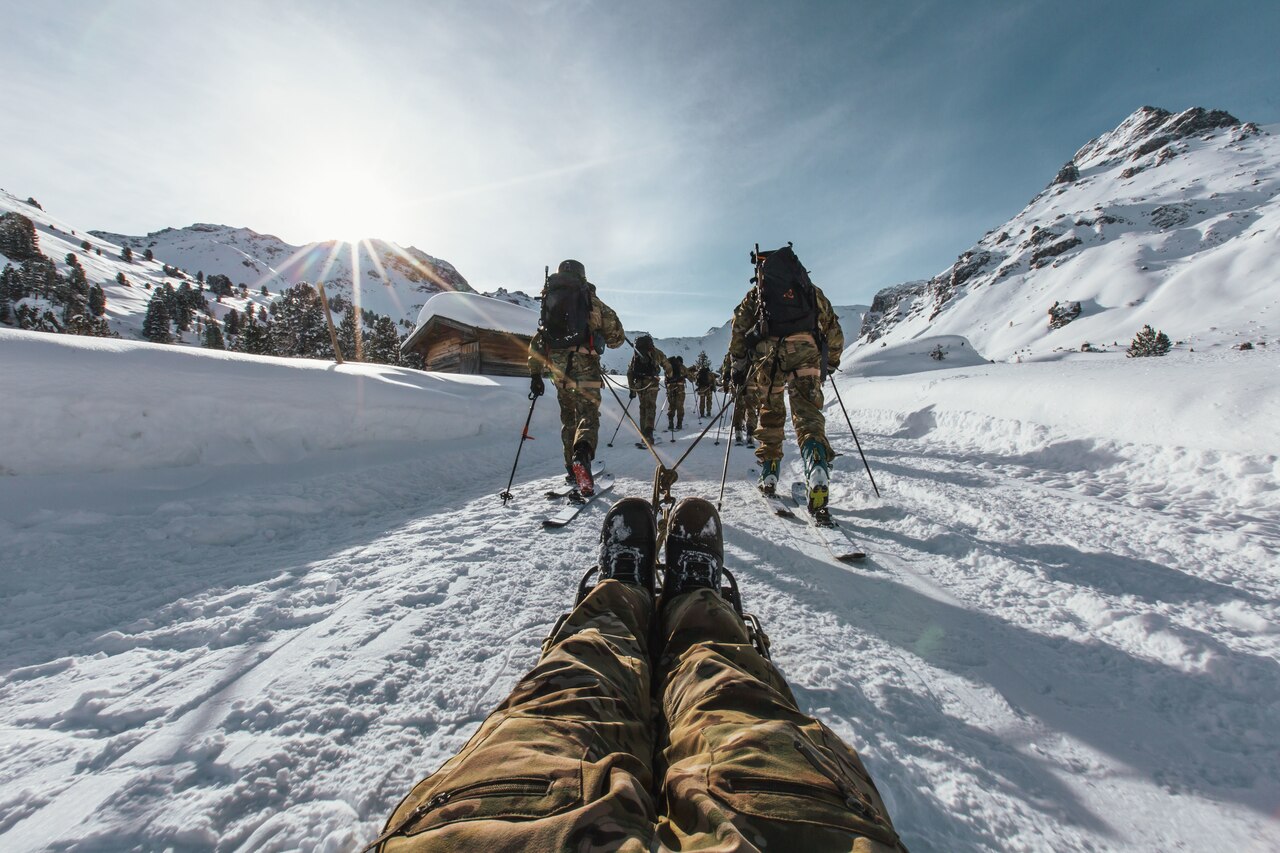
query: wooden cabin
[{"left": 401, "top": 292, "right": 538, "bottom": 376}]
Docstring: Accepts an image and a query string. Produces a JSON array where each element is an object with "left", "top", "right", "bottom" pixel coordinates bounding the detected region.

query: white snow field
[{"left": 1, "top": 327, "right": 1277, "bottom": 852}]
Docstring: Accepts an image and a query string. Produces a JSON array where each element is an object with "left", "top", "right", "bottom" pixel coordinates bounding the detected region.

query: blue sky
[{"left": 2, "top": 0, "right": 1277, "bottom": 335}]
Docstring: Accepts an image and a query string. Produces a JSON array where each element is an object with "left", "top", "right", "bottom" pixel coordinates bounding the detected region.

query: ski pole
[
  {"left": 713, "top": 390, "right": 726, "bottom": 446},
  {"left": 499, "top": 391, "right": 539, "bottom": 505},
  {"left": 716, "top": 386, "right": 744, "bottom": 510},
  {"left": 827, "top": 373, "right": 880, "bottom": 498},
  {"left": 607, "top": 391, "right": 634, "bottom": 447}
]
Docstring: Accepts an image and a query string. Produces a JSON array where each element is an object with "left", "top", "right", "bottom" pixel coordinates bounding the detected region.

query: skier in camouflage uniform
[
  {"left": 529, "top": 259, "right": 626, "bottom": 494},
  {"left": 694, "top": 363, "right": 717, "bottom": 419},
  {"left": 721, "top": 351, "right": 758, "bottom": 446},
  {"left": 728, "top": 245, "right": 843, "bottom": 514},
  {"left": 368, "top": 496, "right": 907, "bottom": 853},
  {"left": 627, "top": 334, "right": 670, "bottom": 445},
  {"left": 664, "top": 355, "right": 691, "bottom": 432}
]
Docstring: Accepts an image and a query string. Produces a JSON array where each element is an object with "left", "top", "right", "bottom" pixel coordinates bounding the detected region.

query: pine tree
[
  {"left": 121, "top": 246, "right": 133, "bottom": 263},
  {"left": 366, "top": 314, "right": 401, "bottom": 364},
  {"left": 694, "top": 350, "right": 710, "bottom": 372},
  {"left": 142, "top": 293, "right": 172, "bottom": 343},
  {"left": 143, "top": 248, "right": 154, "bottom": 261},
  {"left": 1127, "top": 325, "right": 1172, "bottom": 357},
  {"left": 203, "top": 320, "right": 225, "bottom": 349},
  {"left": 88, "top": 284, "right": 106, "bottom": 317},
  {"left": 224, "top": 308, "right": 241, "bottom": 336}
]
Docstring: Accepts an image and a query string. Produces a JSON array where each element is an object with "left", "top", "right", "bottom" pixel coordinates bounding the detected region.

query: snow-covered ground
[{"left": 1, "top": 328, "right": 1276, "bottom": 851}]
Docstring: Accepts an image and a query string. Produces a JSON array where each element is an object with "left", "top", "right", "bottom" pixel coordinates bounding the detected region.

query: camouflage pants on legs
[
  {"left": 751, "top": 337, "right": 834, "bottom": 463},
  {"left": 376, "top": 581, "right": 906, "bottom": 852},
  {"left": 548, "top": 350, "right": 603, "bottom": 467},
  {"left": 667, "top": 385, "right": 686, "bottom": 429},
  {"left": 697, "top": 388, "right": 714, "bottom": 418},
  {"left": 636, "top": 383, "right": 661, "bottom": 438},
  {"left": 732, "top": 385, "right": 759, "bottom": 435}
]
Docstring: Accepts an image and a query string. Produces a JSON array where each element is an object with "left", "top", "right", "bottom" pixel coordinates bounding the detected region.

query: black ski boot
[
  {"left": 661, "top": 497, "right": 724, "bottom": 599},
  {"left": 598, "top": 497, "right": 656, "bottom": 592},
  {"left": 571, "top": 441, "right": 595, "bottom": 496},
  {"left": 568, "top": 498, "right": 657, "bottom": 606}
]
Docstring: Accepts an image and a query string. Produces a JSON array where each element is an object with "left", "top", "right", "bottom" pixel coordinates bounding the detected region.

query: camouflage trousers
[
  {"left": 750, "top": 337, "right": 833, "bottom": 463},
  {"left": 376, "top": 581, "right": 906, "bottom": 852},
  {"left": 547, "top": 350, "right": 603, "bottom": 467},
  {"left": 731, "top": 385, "right": 759, "bottom": 435},
  {"left": 666, "top": 385, "right": 686, "bottom": 428},
  {"left": 633, "top": 381, "right": 662, "bottom": 438},
  {"left": 696, "top": 387, "right": 715, "bottom": 418}
]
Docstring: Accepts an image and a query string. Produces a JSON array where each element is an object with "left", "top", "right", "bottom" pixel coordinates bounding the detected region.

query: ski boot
[
  {"left": 733, "top": 427, "right": 744, "bottom": 446},
  {"left": 660, "top": 498, "right": 772, "bottom": 658},
  {"left": 661, "top": 497, "right": 724, "bottom": 599},
  {"left": 571, "top": 441, "right": 595, "bottom": 497},
  {"left": 801, "top": 438, "right": 831, "bottom": 521},
  {"left": 758, "top": 458, "right": 781, "bottom": 496},
  {"left": 588, "top": 497, "right": 657, "bottom": 595}
]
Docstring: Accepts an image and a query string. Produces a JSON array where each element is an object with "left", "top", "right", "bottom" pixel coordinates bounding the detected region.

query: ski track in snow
[{"left": 1, "top": 403, "right": 1277, "bottom": 852}]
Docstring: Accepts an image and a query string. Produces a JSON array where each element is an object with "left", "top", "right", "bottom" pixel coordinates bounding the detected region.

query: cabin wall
[{"left": 409, "top": 321, "right": 531, "bottom": 376}]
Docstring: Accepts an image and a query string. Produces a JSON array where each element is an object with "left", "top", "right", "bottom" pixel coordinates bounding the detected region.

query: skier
[
  {"left": 367, "top": 496, "right": 907, "bottom": 853},
  {"left": 694, "top": 362, "right": 717, "bottom": 419},
  {"left": 529, "top": 259, "right": 626, "bottom": 494},
  {"left": 728, "top": 245, "right": 843, "bottom": 513},
  {"left": 626, "top": 334, "right": 670, "bottom": 445},
  {"left": 664, "top": 355, "right": 691, "bottom": 432},
  {"left": 721, "top": 350, "right": 758, "bottom": 446}
]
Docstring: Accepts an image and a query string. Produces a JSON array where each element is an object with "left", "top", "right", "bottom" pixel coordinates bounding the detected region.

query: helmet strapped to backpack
[
  {"left": 540, "top": 261, "right": 592, "bottom": 350},
  {"left": 753, "top": 244, "right": 818, "bottom": 339}
]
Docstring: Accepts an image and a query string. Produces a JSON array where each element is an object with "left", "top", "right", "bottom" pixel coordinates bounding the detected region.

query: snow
[
  {"left": 408, "top": 291, "right": 539, "bottom": 338},
  {"left": 1, "top": 328, "right": 1276, "bottom": 851}
]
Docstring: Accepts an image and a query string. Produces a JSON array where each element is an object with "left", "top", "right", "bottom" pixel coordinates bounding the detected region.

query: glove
[
  {"left": 629, "top": 389, "right": 637, "bottom": 399},
  {"left": 530, "top": 374, "right": 545, "bottom": 397},
  {"left": 827, "top": 360, "right": 839, "bottom": 374},
  {"left": 730, "top": 359, "right": 749, "bottom": 389}
]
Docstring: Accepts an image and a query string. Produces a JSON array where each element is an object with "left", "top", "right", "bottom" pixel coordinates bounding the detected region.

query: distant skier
[
  {"left": 664, "top": 355, "right": 691, "bottom": 431},
  {"left": 626, "top": 334, "right": 670, "bottom": 445},
  {"left": 721, "top": 350, "right": 757, "bottom": 446},
  {"left": 728, "top": 244, "right": 843, "bottom": 514},
  {"left": 529, "top": 259, "right": 625, "bottom": 494},
  {"left": 367, "top": 496, "right": 907, "bottom": 853},
  {"left": 694, "top": 362, "right": 717, "bottom": 419}
]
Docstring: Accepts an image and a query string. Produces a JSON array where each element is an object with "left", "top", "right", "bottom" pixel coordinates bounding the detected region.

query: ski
[
  {"left": 746, "top": 467, "right": 795, "bottom": 517},
  {"left": 634, "top": 437, "right": 663, "bottom": 449},
  {"left": 543, "top": 473, "right": 616, "bottom": 528},
  {"left": 789, "top": 482, "right": 866, "bottom": 562},
  {"left": 544, "top": 460, "right": 605, "bottom": 499}
]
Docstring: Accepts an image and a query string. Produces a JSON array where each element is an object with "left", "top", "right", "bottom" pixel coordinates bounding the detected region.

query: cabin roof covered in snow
[{"left": 411, "top": 291, "right": 539, "bottom": 337}]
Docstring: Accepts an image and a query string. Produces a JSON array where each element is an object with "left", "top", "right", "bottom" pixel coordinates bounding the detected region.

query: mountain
[
  {"left": 90, "top": 223, "right": 473, "bottom": 330},
  {"left": 857, "top": 107, "right": 1279, "bottom": 363},
  {"left": 601, "top": 304, "right": 870, "bottom": 374}
]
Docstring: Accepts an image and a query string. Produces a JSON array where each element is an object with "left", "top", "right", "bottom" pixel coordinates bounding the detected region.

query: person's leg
[
  {"left": 373, "top": 579, "right": 657, "bottom": 851},
  {"left": 752, "top": 357, "right": 785, "bottom": 464},
  {"left": 640, "top": 386, "right": 657, "bottom": 437},
  {"left": 782, "top": 340, "right": 834, "bottom": 460},
  {"left": 568, "top": 355, "right": 604, "bottom": 459},
  {"left": 654, "top": 500, "right": 907, "bottom": 853}
]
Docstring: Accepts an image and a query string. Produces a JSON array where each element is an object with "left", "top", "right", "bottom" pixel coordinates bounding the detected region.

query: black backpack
[
  {"left": 667, "top": 356, "right": 684, "bottom": 384},
  {"left": 756, "top": 245, "right": 817, "bottom": 338},
  {"left": 697, "top": 366, "right": 711, "bottom": 388},
  {"left": 539, "top": 271, "right": 592, "bottom": 349},
  {"left": 629, "top": 351, "right": 659, "bottom": 380}
]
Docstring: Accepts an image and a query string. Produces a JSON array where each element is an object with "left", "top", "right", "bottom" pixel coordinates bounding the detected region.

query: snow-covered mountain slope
[
  {"left": 602, "top": 304, "right": 869, "bottom": 373},
  {"left": 1, "top": 327, "right": 1275, "bottom": 851},
  {"left": 91, "top": 222, "right": 473, "bottom": 330},
  {"left": 859, "top": 107, "right": 1279, "bottom": 360}
]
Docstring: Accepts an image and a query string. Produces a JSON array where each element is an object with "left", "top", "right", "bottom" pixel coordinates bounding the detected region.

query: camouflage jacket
[
  {"left": 528, "top": 290, "right": 626, "bottom": 375},
  {"left": 727, "top": 284, "right": 844, "bottom": 365}
]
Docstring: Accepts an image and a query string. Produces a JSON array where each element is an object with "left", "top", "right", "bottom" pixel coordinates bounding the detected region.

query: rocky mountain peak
[{"left": 1072, "top": 106, "right": 1243, "bottom": 170}]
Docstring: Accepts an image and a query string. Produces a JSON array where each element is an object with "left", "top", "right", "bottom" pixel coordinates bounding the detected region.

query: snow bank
[
  {"left": 410, "top": 291, "right": 538, "bottom": 336},
  {"left": 0, "top": 328, "right": 536, "bottom": 477},
  {"left": 836, "top": 345, "right": 1279, "bottom": 463}
]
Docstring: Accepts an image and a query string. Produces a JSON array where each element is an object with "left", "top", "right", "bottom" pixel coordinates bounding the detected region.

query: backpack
[
  {"left": 697, "top": 366, "right": 711, "bottom": 388},
  {"left": 755, "top": 245, "right": 818, "bottom": 338},
  {"left": 629, "top": 351, "right": 659, "bottom": 380},
  {"left": 667, "top": 356, "right": 684, "bottom": 384},
  {"left": 539, "top": 271, "right": 592, "bottom": 350}
]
